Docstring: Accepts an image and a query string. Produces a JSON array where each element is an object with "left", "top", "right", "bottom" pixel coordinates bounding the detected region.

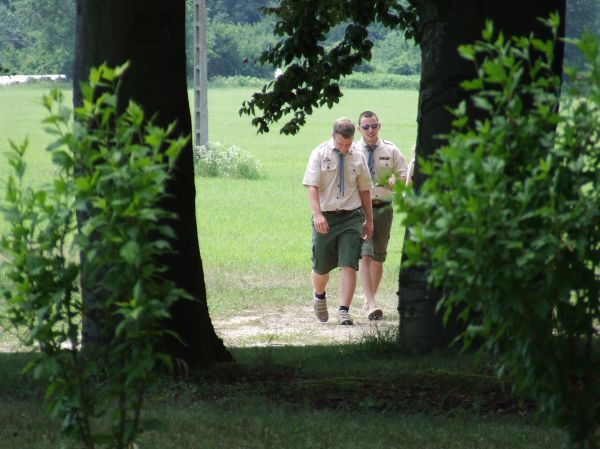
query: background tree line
[
  {"left": 0, "top": 0, "right": 423, "bottom": 78},
  {"left": 2, "top": 0, "right": 598, "bottom": 80}
]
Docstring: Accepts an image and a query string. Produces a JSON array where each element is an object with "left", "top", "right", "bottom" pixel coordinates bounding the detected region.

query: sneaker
[
  {"left": 366, "top": 305, "right": 383, "bottom": 321},
  {"left": 313, "top": 295, "right": 328, "bottom": 323},
  {"left": 338, "top": 309, "right": 353, "bottom": 326}
]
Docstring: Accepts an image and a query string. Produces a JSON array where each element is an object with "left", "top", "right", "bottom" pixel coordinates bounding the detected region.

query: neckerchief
[
  {"left": 366, "top": 144, "right": 376, "bottom": 178},
  {"left": 335, "top": 150, "right": 345, "bottom": 196}
]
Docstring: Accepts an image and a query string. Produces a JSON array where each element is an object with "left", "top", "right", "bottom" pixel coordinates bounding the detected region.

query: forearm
[
  {"left": 307, "top": 186, "right": 322, "bottom": 216},
  {"left": 359, "top": 189, "right": 373, "bottom": 223},
  {"left": 307, "top": 185, "right": 329, "bottom": 234},
  {"left": 394, "top": 150, "right": 408, "bottom": 183}
]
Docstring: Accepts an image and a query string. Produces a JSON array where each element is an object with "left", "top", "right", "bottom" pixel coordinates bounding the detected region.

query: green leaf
[
  {"left": 458, "top": 44, "right": 475, "bottom": 61},
  {"left": 114, "top": 61, "right": 130, "bottom": 78},
  {"left": 481, "top": 20, "right": 494, "bottom": 42},
  {"left": 120, "top": 240, "right": 140, "bottom": 266},
  {"left": 472, "top": 96, "right": 493, "bottom": 111},
  {"left": 461, "top": 78, "right": 484, "bottom": 91}
]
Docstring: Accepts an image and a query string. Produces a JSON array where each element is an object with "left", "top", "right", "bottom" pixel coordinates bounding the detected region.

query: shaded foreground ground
[
  {"left": 199, "top": 355, "right": 533, "bottom": 418},
  {"left": 0, "top": 342, "right": 568, "bottom": 449},
  {"left": 0, "top": 288, "right": 569, "bottom": 449},
  {"left": 133, "top": 345, "right": 565, "bottom": 449}
]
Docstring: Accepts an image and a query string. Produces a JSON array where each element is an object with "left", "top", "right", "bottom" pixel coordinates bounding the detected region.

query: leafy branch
[{"left": 239, "top": 0, "right": 418, "bottom": 135}]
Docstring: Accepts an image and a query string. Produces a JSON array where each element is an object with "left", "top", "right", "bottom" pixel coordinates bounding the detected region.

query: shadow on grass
[
  {"left": 0, "top": 351, "right": 46, "bottom": 400},
  {"left": 0, "top": 342, "right": 532, "bottom": 419},
  {"left": 0, "top": 344, "right": 554, "bottom": 449},
  {"left": 165, "top": 343, "right": 533, "bottom": 419}
]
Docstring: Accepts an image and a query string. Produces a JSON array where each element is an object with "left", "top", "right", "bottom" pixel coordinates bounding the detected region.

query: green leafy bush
[
  {"left": 340, "top": 73, "right": 420, "bottom": 90},
  {"left": 193, "top": 142, "right": 264, "bottom": 180},
  {"left": 398, "top": 16, "right": 599, "bottom": 449},
  {"left": 206, "top": 73, "right": 420, "bottom": 90},
  {"left": 0, "top": 63, "right": 188, "bottom": 449}
]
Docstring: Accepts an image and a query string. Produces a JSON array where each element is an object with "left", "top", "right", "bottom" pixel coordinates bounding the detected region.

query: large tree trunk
[
  {"left": 73, "top": 0, "right": 232, "bottom": 367},
  {"left": 398, "top": 0, "right": 566, "bottom": 353}
]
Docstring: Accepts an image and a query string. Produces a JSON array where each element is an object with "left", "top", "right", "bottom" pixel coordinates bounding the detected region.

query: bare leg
[
  {"left": 311, "top": 270, "right": 329, "bottom": 295},
  {"left": 311, "top": 270, "right": 330, "bottom": 322},
  {"left": 370, "top": 260, "right": 384, "bottom": 298},
  {"left": 360, "top": 256, "right": 376, "bottom": 307},
  {"left": 339, "top": 266, "right": 356, "bottom": 308},
  {"left": 359, "top": 257, "right": 384, "bottom": 320}
]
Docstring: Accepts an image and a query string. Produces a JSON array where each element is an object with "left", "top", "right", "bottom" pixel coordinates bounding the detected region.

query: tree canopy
[
  {"left": 0, "top": 0, "right": 418, "bottom": 79},
  {"left": 239, "top": 0, "right": 418, "bottom": 134},
  {"left": 4, "top": 0, "right": 594, "bottom": 82}
]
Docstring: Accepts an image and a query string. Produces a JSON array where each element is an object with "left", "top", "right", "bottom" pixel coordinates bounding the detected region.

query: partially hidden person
[{"left": 355, "top": 111, "right": 408, "bottom": 320}]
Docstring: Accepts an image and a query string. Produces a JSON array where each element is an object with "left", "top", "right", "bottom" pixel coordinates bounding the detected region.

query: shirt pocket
[
  {"left": 378, "top": 157, "right": 392, "bottom": 170},
  {"left": 320, "top": 159, "right": 337, "bottom": 184},
  {"left": 321, "top": 159, "right": 337, "bottom": 171}
]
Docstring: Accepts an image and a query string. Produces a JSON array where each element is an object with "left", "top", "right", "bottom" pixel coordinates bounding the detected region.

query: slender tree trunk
[
  {"left": 73, "top": 0, "right": 231, "bottom": 367},
  {"left": 398, "top": 0, "right": 566, "bottom": 353}
]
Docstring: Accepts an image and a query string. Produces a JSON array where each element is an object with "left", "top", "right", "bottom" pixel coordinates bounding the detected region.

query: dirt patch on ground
[
  {"left": 0, "top": 293, "right": 400, "bottom": 351},
  {"left": 212, "top": 294, "right": 400, "bottom": 347}
]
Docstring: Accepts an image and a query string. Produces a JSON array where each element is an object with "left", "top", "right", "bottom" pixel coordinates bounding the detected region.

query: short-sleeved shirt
[
  {"left": 355, "top": 138, "right": 408, "bottom": 203},
  {"left": 303, "top": 139, "right": 372, "bottom": 212}
]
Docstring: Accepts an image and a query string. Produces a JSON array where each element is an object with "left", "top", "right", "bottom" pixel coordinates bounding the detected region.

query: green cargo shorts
[
  {"left": 361, "top": 203, "right": 393, "bottom": 262},
  {"left": 312, "top": 208, "right": 364, "bottom": 275}
]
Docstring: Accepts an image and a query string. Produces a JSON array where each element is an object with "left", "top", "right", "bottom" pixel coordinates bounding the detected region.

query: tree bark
[
  {"left": 398, "top": 0, "right": 566, "bottom": 353},
  {"left": 73, "top": 0, "right": 232, "bottom": 367}
]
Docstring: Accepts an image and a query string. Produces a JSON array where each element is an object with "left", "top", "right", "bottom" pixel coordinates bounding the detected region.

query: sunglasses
[{"left": 360, "top": 123, "right": 379, "bottom": 130}]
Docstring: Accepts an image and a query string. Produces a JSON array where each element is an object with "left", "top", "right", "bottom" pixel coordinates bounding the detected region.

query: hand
[
  {"left": 313, "top": 213, "right": 329, "bottom": 234},
  {"left": 362, "top": 219, "right": 373, "bottom": 240},
  {"left": 387, "top": 175, "right": 396, "bottom": 189}
]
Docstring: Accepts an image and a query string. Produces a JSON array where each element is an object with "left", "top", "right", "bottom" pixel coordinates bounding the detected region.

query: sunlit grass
[
  {"left": 197, "top": 87, "right": 417, "bottom": 320},
  {"left": 0, "top": 84, "right": 417, "bottom": 334}
]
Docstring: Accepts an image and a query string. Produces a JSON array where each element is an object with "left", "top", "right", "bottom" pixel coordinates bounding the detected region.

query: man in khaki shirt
[
  {"left": 302, "top": 117, "right": 373, "bottom": 325},
  {"left": 355, "top": 111, "right": 408, "bottom": 320}
]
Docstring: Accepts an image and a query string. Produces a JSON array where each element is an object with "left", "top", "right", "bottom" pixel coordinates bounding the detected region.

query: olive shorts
[
  {"left": 312, "top": 208, "right": 364, "bottom": 275},
  {"left": 361, "top": 204, "right": 393, "bottom": 263}
]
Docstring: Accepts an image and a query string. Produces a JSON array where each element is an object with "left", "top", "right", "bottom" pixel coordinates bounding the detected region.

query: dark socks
[
  {"left": 315, "top": 291, "right": 326, "bottom": 300},
  {"left": 339, "top": 306, "right": 349, "bottom": 312}
]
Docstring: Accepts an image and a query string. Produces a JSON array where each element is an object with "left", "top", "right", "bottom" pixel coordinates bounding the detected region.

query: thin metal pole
[{"left": 193, "top": 0, "right": 208, "bottom": 146}]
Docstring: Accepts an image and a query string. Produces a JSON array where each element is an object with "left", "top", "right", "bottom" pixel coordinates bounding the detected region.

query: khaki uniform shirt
[
  {"left": 355, "top": 138, "right": 408, "bottom": 202},
  {"left": 303, "top": 139, "right": 372, "bottom": 212}
]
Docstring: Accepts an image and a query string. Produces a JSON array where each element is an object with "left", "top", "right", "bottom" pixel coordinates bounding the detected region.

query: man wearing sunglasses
[{"left": 355, "top": 111, "right": 408, "bottom": 320}]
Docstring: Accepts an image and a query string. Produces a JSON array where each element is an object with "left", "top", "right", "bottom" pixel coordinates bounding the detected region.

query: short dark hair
[
  {"left": 358, "top": 110, "right": 378, "bottom": 124},
  {"left": 333, "top": 117, "right": 355, "bottom": 138}
]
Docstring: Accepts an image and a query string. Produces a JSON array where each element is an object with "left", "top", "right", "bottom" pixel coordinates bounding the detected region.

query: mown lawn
[{"left": 0, "top": 83, "right": 418, "bottom": 333}]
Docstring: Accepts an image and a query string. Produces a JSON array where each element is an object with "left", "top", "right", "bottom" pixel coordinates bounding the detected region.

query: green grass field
[
  {"left": 0, "top": 83, "right": 418, "bottom": 343},
  {"left": 199, "top": 87, "right": 417, "bottom": 321}
]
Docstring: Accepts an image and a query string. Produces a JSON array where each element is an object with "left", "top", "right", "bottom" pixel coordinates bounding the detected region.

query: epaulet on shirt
[{"left": 382, "top": 139, "right": 395, "bottom": 146}]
